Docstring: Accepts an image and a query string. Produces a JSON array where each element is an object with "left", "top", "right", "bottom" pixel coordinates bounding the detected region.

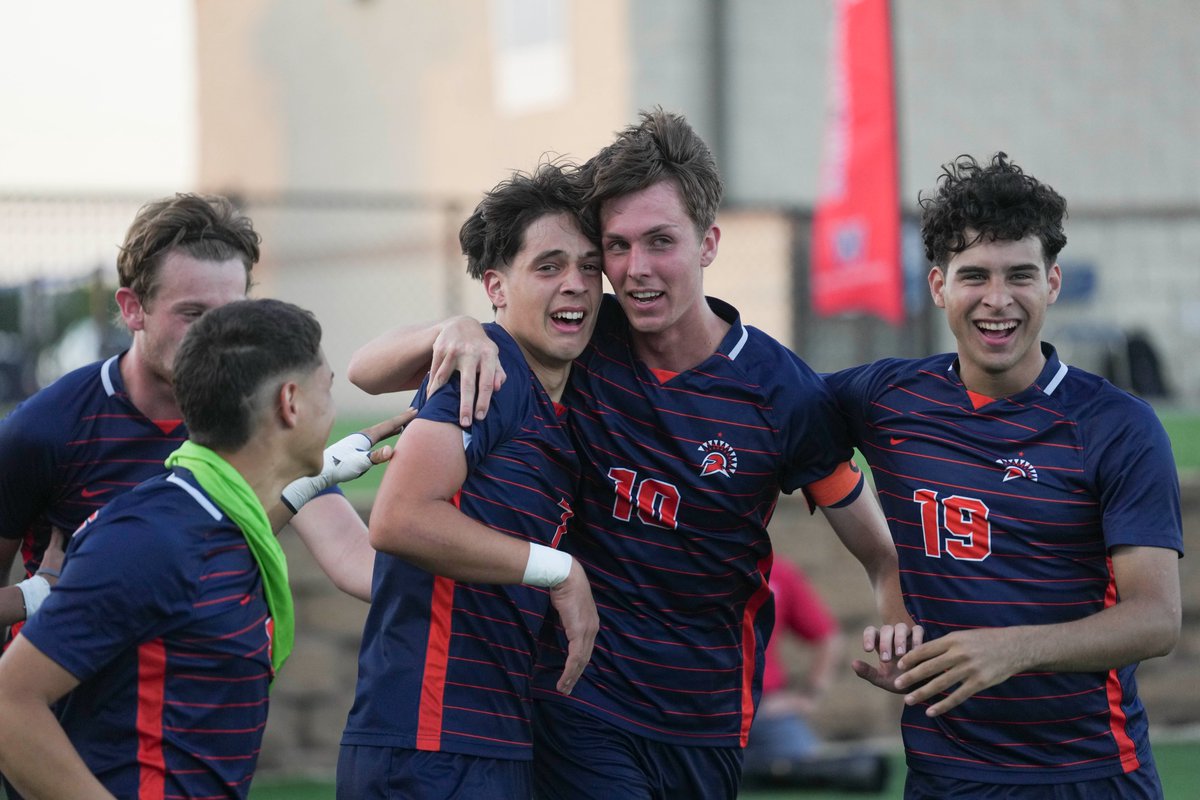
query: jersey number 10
[
  {"left": 608, "top": 468, "right": 681, "bottom": 529},
  {"left": 913, "top": 489, "right": 992, "bottom": 561}
]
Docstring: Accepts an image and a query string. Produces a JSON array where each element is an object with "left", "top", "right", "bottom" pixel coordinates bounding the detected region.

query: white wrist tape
[
  {"left": 282, "top": 432, "right": 375, "bottom": 513},
  {"left": 16, "top": 575, "right": 52, "bottom": 618},
  {"left": 522, "top": 543, "right": 573, "bottom": 588}
]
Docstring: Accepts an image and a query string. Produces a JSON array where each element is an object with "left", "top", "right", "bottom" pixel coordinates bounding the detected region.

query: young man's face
[
  {"left": 293, "top": 353, "right": 336, "bottom": 478},
  {"left": 599, "top": 180, "right": 718, "bottom": 337},
  {"left": 929, "top": 232, "right": 1061, "bottom": 397},
  {"left": 121, "top": 250, "right": 248, "bottom": 386},
  {"left": 486, "top": 211, "right": 601, "bottom": 375}
]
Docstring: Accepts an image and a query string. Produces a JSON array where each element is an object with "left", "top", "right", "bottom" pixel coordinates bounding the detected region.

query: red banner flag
[{"left": 811, "top": 0, "right": 903, "bottom": 325}]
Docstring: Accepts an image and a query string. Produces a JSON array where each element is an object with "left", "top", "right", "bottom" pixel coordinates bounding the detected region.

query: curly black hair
[
  {"left": 459, "top": 161, "right": 591, "bottom": 280},
  {"left": 919, "top": 153, "right": 1067, "bottom": 268}
]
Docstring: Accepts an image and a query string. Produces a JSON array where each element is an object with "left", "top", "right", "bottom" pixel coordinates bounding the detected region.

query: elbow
[
  {"left": 1149, "top": 616, "right": 1181, "bottom": 660},
  {"left": 345, "top": 355, "right": 382, "bottom": 395}
]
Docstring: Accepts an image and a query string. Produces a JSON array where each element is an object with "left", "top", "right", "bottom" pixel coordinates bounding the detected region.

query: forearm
[
  {"left": 1000, "top": 598, "right": 1178, "bottom": 674},
  {"left": 347, "top": 322, "right": 441, "bottom": 394},
  {"left": 289, "top": 494, "right": 373, "bottom": 601},
  {"left": 820, "top": 494, "right": 912, "bottom": 624},
  {"left": 370, "top": 499, "right": 530, "bottom": 584},
  {"left": 0, "top": 699, "right": 114, "bottom": 799},
  {"left": 0, "top": 585, "right": 26, "bottom": 626}
]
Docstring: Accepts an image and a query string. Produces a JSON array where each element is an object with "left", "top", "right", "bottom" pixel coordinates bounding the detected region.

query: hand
[
  {"left": 428, "top": 317, "right": 504, "bottom": 428},
  {"left": 282, "top": 410, "right": 416, "bottom": 512},
  {"left": 35, "top": 528, "right": 67, "bottom": 585},
  {"left": 547, "top": 559, "right": 598, "bottom": 696},
  {"left": 353, "top": 410, "right": 417, "bottom": 467},
  {"left": 894, "top": 627, "right": 1023, "bottom": 717},
  {"left": 852, "top": 621, "right": 924, "bottom": 694}
]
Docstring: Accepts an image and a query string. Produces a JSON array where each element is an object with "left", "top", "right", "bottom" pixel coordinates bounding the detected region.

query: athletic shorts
[
  {"left": 531, "top": 701, "right": 743, "bottom": 800},
  {"left": 905, "top": 754, "right": 1163, "bottom": 800},
  {"left": 336, "top": 744, "right": 531, "bottom": 799}
]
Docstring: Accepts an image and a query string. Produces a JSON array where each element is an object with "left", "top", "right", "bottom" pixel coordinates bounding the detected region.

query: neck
[
  {"left": 957, "top": 353, "right": 1047, "bottom": 399},
  {"left": 217, "top": 440, "right": 295, "bottom": 515},
  {"left": 527, "top": 361, "right": 571, "bottom": 403},
  {"left": 632, "top": 301, "right": 729, "bottom": 372},
  {"left": 120, "top": 345, "right": 181, "bottom": 421}
]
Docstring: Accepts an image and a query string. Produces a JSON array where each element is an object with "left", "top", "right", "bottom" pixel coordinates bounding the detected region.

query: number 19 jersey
[{"left": 827, "top": 345, "right": 1183, "bottom": 785}]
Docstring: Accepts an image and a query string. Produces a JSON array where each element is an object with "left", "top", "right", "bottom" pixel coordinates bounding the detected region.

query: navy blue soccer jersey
[
  {"left": 530, "top": 295, "right": 855, "bottom": 747},
  {"left": 826, "top": 344, "right": 1184, "bottom": 785},
  {"left": 19, "top": 468, "right": 274, "bottom": 799},
  {"left": 0, "top": 355, "right": 186, "bottom": 573},
  {"left": 342, "top": 324, "right": 581, "bottom": 761}
]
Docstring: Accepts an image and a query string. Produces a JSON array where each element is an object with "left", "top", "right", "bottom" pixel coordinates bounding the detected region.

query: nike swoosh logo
[
  {"left": 81, "top": 487, "right": 112, "bottom": 498},
  {"left": 889, "top": 437, "right": 909, "bottom": 445}
]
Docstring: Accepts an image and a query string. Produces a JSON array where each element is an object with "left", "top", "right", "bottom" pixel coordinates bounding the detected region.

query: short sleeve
[
  {"left": 774, "top": 356, "right": 854, "bottom": 493},
  {"left": 20, "top": 499, "right": 198, "bottom": 682},
  {"left": 1086, "top": 398, "right": 1184, "bottom": 555}
]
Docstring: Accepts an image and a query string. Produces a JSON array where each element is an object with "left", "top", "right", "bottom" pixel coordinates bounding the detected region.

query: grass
[{"left": 248, "top": 738, "right": 1200, "bottom": 799}]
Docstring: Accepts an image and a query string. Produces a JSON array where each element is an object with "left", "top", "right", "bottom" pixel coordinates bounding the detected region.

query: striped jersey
[
  {"left": 342, "top": 324, "right": 580, "bottom": 760},
  {"left": 530, "top": 295, "right": 855, "bottom": 747},
  {"left": 826, "top": 345, "right": 1183, "bottom": 785},
  {"left": 20, "top": 468, "right": 273, "bottom": 799},
  {"left": 0, "top": 355, "right": 185, "bottom": 573}
]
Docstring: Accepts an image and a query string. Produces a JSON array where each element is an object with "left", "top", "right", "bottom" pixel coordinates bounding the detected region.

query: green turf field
[{"left": 248, "top": 738, "right": 1200, "bottom": 799}]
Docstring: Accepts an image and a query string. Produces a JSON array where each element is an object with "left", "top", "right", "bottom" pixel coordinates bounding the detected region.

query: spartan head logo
[
  {"left": 698, "top": 439, "right": 738, "bottom": 478},
  {"left": 995, "top": 457, "right": 1038, "bottom": 483}
]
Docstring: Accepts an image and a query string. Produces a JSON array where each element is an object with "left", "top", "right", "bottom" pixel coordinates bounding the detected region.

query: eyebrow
[{"left": 602, "top": 223, "right": 679, "bottom": 240}]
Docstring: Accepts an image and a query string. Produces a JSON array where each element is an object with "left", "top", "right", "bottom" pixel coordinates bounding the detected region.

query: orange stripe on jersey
[
  {"left": 739, "top": 554, "right": 774, "bottom": 746},
  {"left": 1102, "top": 554, "right": 1141, "bottom": 772},
  {"left": 805, "top": 460, "right": 863, "bottom": 508},
  {"left": 649, "top": 368, "right": 679, "bottom": 385},
  {"left": 415, "top": 575, "right": 456, "bottom": 750},
  {"left": 135, "top": 639, "right": 167, "bottom": 799}
]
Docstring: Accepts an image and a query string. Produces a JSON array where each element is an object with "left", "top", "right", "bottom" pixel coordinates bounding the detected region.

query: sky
[{"left": 0, "top": 1, "right": 195, "bottom": 193}]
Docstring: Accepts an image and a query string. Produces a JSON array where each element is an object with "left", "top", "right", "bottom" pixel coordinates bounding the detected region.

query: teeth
[
  {"left": 552, "top": 311, "right": 583, "bottom": 321},
  {"left": 977, "top": 320, "right": 1017, "bottom": 331},
  {"left": 631, "top": 291, "right": 661, "bottom": 300}
]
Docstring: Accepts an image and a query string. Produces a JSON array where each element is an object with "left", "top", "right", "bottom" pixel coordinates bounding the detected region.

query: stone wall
[{"left": 259, "top": 479, "right": 1200, "bottom": 775}]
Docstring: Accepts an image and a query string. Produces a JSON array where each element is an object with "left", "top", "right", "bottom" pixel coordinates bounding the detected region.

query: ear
[
  {"left": 277, "top": 380, "right": 301, "bottom": 430},
  {"left": 699, "top": 225, "right": 720, "bottom": 269},
  {"left": 928, "top": 266, "right": 947, "bottom": 308},
  {"left": 1046, "top": 263, "right": 1062, "bottom": 305},
  {"left": 115, "top": 287, "right": 146, "bottom": 331},
  {"left": 483, "top": 269, "right": 507, "bottom": 309}
]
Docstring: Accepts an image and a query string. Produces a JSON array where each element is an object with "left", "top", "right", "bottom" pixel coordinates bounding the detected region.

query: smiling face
[
  {"left": 292, "top": 352, "right": 336, "bottom": 478},
  {"left": 929, "top": 232, "right": 1061, "bottom": 397},
  {"left": 119, "top": 250, "right": 249, "bottom": 385},
  {"left": 485, "top": 211, "right": 602, "bottom": 384},
  {"left": 599, "top": 180, "right": 718, "bottom": 339}
]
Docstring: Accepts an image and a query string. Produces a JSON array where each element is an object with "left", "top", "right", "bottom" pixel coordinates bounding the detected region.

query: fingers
[
  {"left": 456, "top": 369, "right": 479, "bottom": 429},
  {"left": 358, "top": 409, "right": 417, "bottom": 445},
  {"left": 550, "top": 564, "right": 598, "bottom": 695},
  {"left": 47, "top": 526, "right": 66, "bottom": 549},
  {"left": 369, "top": 445, "right": 394, "bottom": 465}
]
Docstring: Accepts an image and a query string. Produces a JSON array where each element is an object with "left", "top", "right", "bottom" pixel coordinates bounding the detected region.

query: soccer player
[
  {"left": 0, "top": 193, "right": 393, "bottom": 636},
  {"left": 347, "top": 109, "right": 912, "bottom": 799},
  {"left": 831, "top": 153, "right": 1182, "bottom": 799},
  {"left": 337, "top": 163, "right": 601, "bottom": 799},
  {"left": 0, "top": 298, "right": 346, "bottom": 799}
]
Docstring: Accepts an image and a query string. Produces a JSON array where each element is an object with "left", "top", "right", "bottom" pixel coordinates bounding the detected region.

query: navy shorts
[
  {"left": 905, "top": 754, "right": 1163, "bottom": 800},
  {"left": 337, "top": 744, "right": 531, "bottom": 799},
  {"left": 531, "top": 701, "right": 743, "bottom": 800}
]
